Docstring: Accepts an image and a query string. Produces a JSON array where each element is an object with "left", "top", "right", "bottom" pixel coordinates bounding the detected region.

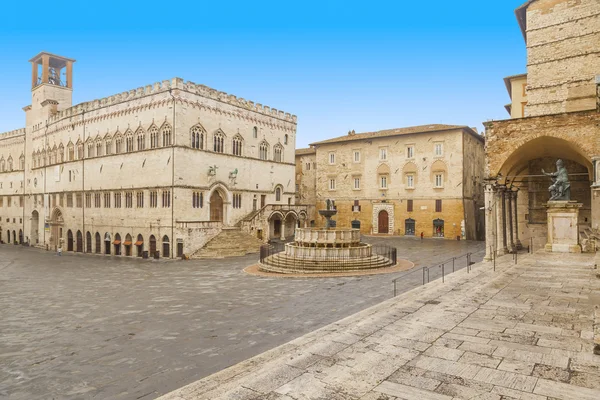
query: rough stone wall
[
  {"left": 295, "top": 151, "right": 317, "bottom": 222},
  {"left": 525, "top": 0, "right": 600, "bottom": 116},
  {"left": 312, "top": 128, "right": 484, "bottom": 239},
  {"left": 484, "top": 111, "right": 599, "bottom": 178}
]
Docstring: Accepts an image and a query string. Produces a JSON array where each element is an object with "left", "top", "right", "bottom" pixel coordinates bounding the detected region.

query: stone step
[{"left": 191, "top": 228, "right": 264, "bottom": 259}]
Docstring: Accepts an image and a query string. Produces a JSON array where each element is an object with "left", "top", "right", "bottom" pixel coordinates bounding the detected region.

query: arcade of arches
[{"left": 484, "top": 112, "right": 600, "bottom": 259}]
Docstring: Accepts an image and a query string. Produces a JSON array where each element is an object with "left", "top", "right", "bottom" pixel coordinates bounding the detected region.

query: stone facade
[
  {"left": 294, "top": 147, "right": 317, "bottom": 224},
  {"left": 484, "top": 0, "right": 600, "bottom": 259},
  {"left": 517, "top": 0, "right": 600, "bottom": 116},
  {"left": 300, "top": 125, "right": 485, "bottom": 240},
  {"left": 504, "top": 74, "right": 528, "bottom": 118},
  {"left": 0, "top": 52, "right": 304, "bottom": 257}
]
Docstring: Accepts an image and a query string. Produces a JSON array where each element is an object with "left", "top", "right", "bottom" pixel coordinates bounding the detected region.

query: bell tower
[{"left": 27, "top": 52, "right": 76, "bottom": 125}]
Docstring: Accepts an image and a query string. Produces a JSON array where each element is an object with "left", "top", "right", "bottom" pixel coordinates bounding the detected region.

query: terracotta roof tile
[{"left": 310, "top": 124, "right": 477, "bottom": 146}]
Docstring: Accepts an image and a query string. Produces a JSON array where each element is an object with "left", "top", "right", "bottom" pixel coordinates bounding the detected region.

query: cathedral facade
[{"left": 0, "top": 52, "right": 303, "bottom": 258}]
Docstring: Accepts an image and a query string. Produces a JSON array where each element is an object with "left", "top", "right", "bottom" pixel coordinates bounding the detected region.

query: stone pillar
[
  {"left": 497, "top": 186, "right": 508, "bottom": 255},
  {"left": 66, "top": 61, "right": 73, "bottom": 89},
  {"left": 31, "top": 61, "right": 38, "bottom": 88},
  {"left": 280, "top": 222, "right": 285, "bottom": 241},
  {"left": 513, "top": 189, "right": 522, "bottom": 250},
  {"left": 507, "top": 190, "right": 515, "bottom": 253},
  {"left": 41, "top": 54, "right": 49, "bottom": 84},
  {"left": 484, "top": 183, "right": 497, "bottom": 261},
  {"left": 592, "top": 156, "right": 600, "bottom": 233}
]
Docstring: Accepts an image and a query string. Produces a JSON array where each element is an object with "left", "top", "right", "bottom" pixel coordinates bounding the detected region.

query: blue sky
[{"left": 0, "top": 0, "right": 527, "bottom": 147}]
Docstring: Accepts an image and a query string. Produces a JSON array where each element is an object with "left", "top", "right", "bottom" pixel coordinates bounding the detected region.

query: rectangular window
[
  {"left": 59, "top": 194, "right": 64, "bottom": 207},
  {"left": 329, "top": 152, "right": 335, "bottom": 164},
  {"left": 434, "top": 143, "right": 443, "bottom": 157},
  {"left": 305, "top": 163, "right": 311, "bottom": 171},
  {"left": 435, "top": 173, "right": 443, "bottom": 188},
  {"left": 114, "top": 192, "right": 122, "bottom": 208},
  {"left": 352, "top": 199, "right": 361, "bottom": 212},
  {"left": 150, "top": 191, "right": 158, "bottom": 208},
  {"left": 94, "top": 193, "right": 101, "bottom": 208},
  {"left": 380, "top": 175, "right": 388, "bottom": 189},
  {"left": 407, "top": 174, "right": 414, "bottom": 188},
  {"left": 379, "top": 148, "right": 387, "bottom": 160},
  {"left": 354, "top": 178, "right": 360, "bottom": 190},
  {"left": 436, "top": 199, "right": 442, "bottom": 212},
  {"left": 162, "top": 191, "right": 171, "bottom": 208},
  {"left": 66, "top": 193, "right": 72, "bottom": 207},
  {"left": 0, "top": 197, "right": 3, "bottom": 207},
  {"left": 329, "top": 178, "right": 336, "bottom": 190},
  {"left": 233, "top": 193, "right": 242, "bottom": 209},
  {"left": 407, "top": 199, "right": 413, "bottom": 212},
  {"left": 407, "top": 146, "right": 414, "bottom": 159},
  {"left": 136, "top": 191, "right": 144, "bottom": 208},
  {"left": 85, "top": 193, "right": 92, "bottom": 208},
  {"left": 353, "top": 150, "right": 360, "bottom": 163},
  {"left": 104, "top": 193, "right": 111, "bottom": 208},
  {"left": 125, "top": 192, "right": 133, "bottom": 208},
  {"left": 76, "top": 193, "right": 82, "bottom": 208}
]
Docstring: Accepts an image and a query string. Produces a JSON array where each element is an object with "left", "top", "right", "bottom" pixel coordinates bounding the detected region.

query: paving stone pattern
[
  {"left": 0, "top": 236, "right": 483, "bottom": 399},
  {"left": 159, "top": 252, "right": 600, "bottom": 400}
]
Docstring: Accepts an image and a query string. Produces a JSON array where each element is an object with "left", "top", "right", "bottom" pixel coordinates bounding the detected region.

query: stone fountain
[{"left": 260, "top": 199, "right": 396, "bottom": 274}]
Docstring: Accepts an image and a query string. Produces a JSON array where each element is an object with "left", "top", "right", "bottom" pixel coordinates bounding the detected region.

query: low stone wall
[{"left": 284, "top": 242, "right": 371, "bottom": 259}]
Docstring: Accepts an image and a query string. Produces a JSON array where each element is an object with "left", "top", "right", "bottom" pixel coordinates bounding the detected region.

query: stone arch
[
  {"left": 76, "top": 230, "right": 83, "bottom": 252},
  {"left": 403, "top": 161, "right": 418, "bottom": 186},
  {"left": 208, "top": 183, "right": 229, "bottom": 224},
  {"left": 284, "top": 211, "right": 297, "bottom": 240},
  {"left": 136, "top": 234, "right": 144, "bottom": 257},
  {"left": 67, "top": 229, "right": 74, "bottom": 251},
  {"left": 268, "top": 211, "right": 285, "bottom": 240},
  {"left": 430, "top": 160, "right": 448, "bottom": 184},
  {"left": 104, "top": 232, "right": 111, "bottom": 254},
  {"left": 377, "top": 163, "right": 391, "bottom": 174},
  {"left": 162, "top": 235, "right": 170, "bottom": 258},
  {"left": 497, "top": 136, "right": 592, "bottom": 182},
  {"left": 124, "top": 233, "right": 133, "bottom": 256}
]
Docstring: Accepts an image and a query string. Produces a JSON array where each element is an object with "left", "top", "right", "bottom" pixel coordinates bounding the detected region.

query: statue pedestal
[{"left": 545, "top": 201, "right": 582, "bottom": 253}]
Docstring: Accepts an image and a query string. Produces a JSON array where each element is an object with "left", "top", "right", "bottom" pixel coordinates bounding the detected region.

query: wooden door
[{"left": 378, "top": 210, "right": 389, "bottom": 234}]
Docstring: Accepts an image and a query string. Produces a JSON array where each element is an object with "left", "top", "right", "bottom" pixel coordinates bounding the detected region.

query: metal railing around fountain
[{"left": 259, "top": 243, "right": 397, "bottom": 273}]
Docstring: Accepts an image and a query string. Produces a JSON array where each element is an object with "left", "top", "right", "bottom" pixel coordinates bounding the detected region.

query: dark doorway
[
  {"left": 86, "top": 232, "right": 92, "bottom": 253},
  {"left": 95, "top": 232, "right": 101, "bottom": 253},
  {"left": 210, "top": 191, "right": 224, "bottom": 222},
  {"left": 149, "top": 235, "right": 157, "bottom": 257},
  {"left": 433, "top": 219, "right": 445, "bottom": 238},
  {"left": 104, "top": 232, "right": 111, "bottom": 255},
  {"left": 405, "top": 218, "right": 415, "bottom": 236},
  {"left": 114, "top": 233, "right": 121, "bottom": 255},
  {"left": 136, "top": 234, "right": 144, "bottom": 257},
  {"left": 76, "top": 230, "right": 83, "bottom": 252},
  {"left": 378, "top": 210, "right": 389, "bottom": 234},
  {"left": 67, "top": 230, "right": 74, "bottom": 251},
  {"left": 162, "top": 235, "right": 170, "bottom": 258}
]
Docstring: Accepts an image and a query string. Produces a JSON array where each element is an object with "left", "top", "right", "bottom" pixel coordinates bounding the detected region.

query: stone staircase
[
  {"left": 191, "top": 227, "right": 264, "bottom": 258},
  {"left": 579, "top": 226, "right": 598, "bottom": 253}
]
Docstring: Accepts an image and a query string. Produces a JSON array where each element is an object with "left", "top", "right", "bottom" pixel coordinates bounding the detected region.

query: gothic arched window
[
  {"left": 273, "top": 144, "right": 283, "bottom": 162},
  {"left": 191, "top": 125, "right": 204, "bottom": 149},
  {"left": 136, "top": 128, "right": 146, "bottom": 151},
  {"left": 214, "top": 130, "right": 225, "bottom": 153},
  {"left": 232, "top": 135, "right": 243, "bottom": 156},
  {"left": 149, "top": 125, "right": 159, "bottom": 149},
  {"left": 161, "top": 124, "right": 172, "bottom": 147},
  {"left": 259, "top": 141, "right": 269, "bottom": 160}
]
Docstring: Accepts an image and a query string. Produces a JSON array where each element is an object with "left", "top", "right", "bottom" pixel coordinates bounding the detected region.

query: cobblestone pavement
[
  {"left": 0, "top": 237, "right": 484, "bottom": 400},
  {"left": 159, "top": 251, "right": 600, "bottom": 400}
]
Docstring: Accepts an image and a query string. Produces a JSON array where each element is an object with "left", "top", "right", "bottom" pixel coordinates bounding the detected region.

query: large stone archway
[
  {"left": 49, "top": 208, "right": 64, "bottom": 251},
  {"left": 483, "top": 120, "right": 599, "bottom": 259}
]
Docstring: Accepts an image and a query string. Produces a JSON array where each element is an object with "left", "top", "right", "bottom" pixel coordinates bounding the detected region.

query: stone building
[
  {"left": 484, "top": 0, "right": 600, "bottom": 258},
  {"left": 0, "top": 52, "right": 308, "bottom": 258},
  {"left": 294, "top": 147, "right": 317, "bottom": 224},
  {"left": 302, "top": 125, "right": 485, "bottom": 240},
  {"left": 504, "top": 73, "right": 528, "bottom": 119}
]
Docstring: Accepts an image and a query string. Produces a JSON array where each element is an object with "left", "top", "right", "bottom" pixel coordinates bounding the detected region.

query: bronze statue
[{"left": 542, "top": 159, "right": 571, "bottom": 201}]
